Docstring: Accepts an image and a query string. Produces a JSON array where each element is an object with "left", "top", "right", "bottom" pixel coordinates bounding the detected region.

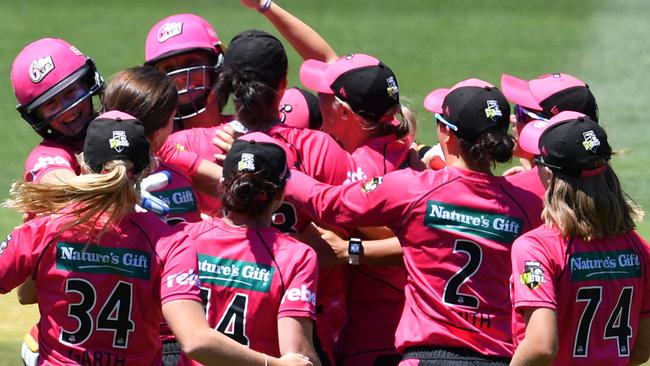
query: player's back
[
  {"left": 28, "top": 212, "right": 187, "bottom": 365},
  {"left": 517, "top": 227, "right": 650, "bottom": 365},
  {"left": 181, "top": 218, "right": 318, "bottom": 362},
  {"left": 393, "top": 166, "right": 542, "bottom": 357}
]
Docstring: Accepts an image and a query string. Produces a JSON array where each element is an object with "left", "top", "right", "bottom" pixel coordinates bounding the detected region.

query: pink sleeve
[
  {"left": 0, "top": 225, "right": 39, "bottom": 293},
  {"left": 159, "top": 233, "right": 202, "bottom": 304},
  {"left": 284, "top": 169, "right": 409, "bottom": 231},
  {"left": 297, "top": 131, "right": 356, "bottom": 185},
  {"left": 157, "top": 139, "right": 202, "bottom": 176},
  {"left": 24, "top": 144, "right": 76, "bottom": 182},
  {"left": 278, "top": 246, "right": 318, "bottom": 320},
  {"left": 511, "top": 234, "right": 558, "bottom": 311}
]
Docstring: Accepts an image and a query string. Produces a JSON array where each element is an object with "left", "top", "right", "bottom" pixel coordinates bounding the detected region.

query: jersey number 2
[
  {"left": 61, "top": 279, "right": 135, "bottom": 348},
  {"left": 574, "top": 286, "right": 633, "bottom": 357},
  {"left": 443, "top": 240, "right": 482, "bottom": 309}
]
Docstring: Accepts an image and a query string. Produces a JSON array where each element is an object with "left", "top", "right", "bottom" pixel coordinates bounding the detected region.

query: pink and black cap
[
  {"left": 279, "top": 87, "right": 322, "bottom": 130},
  {"left": 223, "top": 132, "right": 290, "bottom": 186},
  {"left": 299, "top": 53, "right": 400, "bottom": 121},
  {"left": 83, "top": 111, "right": 151, "bottom": 175},
  {"left": 523, "top": 111, "right": 611, "bottom": 177},
  {"left": 501, "top": 73, "right": 598, "bottom": 121},
  {"left": 424, "top": 78, "right": 510, "bottom": 141},
  {"left": 145, "top": 13, "right": 222, "bottom": 65},
  {"left": 11, "top": 38, "right": 104, "bottom": 141},
  {"left": 222, "top": 29, "right": 287, "bottom": 89}
]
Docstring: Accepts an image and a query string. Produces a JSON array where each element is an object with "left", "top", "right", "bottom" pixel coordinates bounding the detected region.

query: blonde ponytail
[{"left": 4, "top": 159, "right": 148, "bottom": 237}]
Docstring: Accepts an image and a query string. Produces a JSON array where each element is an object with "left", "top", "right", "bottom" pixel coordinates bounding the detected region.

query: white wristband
[{"left": 258, "top": 0, "right": 272, "bottom": 13}]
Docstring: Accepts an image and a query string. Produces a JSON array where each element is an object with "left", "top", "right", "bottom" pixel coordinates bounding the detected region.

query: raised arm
[{"left": 241, "top": 0, "right": 338, "bottom": 62}]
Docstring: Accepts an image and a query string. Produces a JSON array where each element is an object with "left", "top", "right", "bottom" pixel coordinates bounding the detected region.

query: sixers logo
[
  {"left": 29, "top": 56, "right": 55, "bottom": 83},
  {"left": 158, "top": 21, "right": 183, "bottom": 43}
]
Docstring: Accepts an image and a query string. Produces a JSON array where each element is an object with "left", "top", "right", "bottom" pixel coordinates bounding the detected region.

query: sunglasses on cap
[
  {"left": 434, "top": 113, "right": 459, "bottom": 132},
  {"left": 533, "top": 155, "right": 562, "bottom": 171},
  {"left": 515, "top": 105, "right": 548, "bottom": 125}
]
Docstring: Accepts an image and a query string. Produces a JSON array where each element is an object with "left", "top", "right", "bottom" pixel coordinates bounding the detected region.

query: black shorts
[{"left": 403, "top": 347, "right": 510, "bottom": 366}]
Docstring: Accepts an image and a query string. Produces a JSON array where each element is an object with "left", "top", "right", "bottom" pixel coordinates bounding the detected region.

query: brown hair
[
  {"left": 542, "top": 162, "right": 643, "bottom": 240},
  {"left": 220, "top": 171, "right": 285, "bottom": 217},
  {"left": 102, "top": 66, "right": 178, "bottom": 138}
]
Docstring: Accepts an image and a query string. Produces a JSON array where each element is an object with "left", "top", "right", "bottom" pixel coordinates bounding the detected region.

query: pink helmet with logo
[
  {"left": 11, "top": 38, "right": 104, "bottom": 143},
  {"left": 145, "top": 14, "right": 224, "bottom": 122},
  {"left": 145, "top": 13, "right": 222, "bottom": 64}
]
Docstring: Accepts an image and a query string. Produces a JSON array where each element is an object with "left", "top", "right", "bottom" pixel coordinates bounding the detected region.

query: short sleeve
[
  {"left": 159, "top": 232, "right": 202, "bottom": 304},
  {"left": 0, "top": 225, "right": 40, "bottom": 293},
  {"left": 278, "top": 245, "right": 318, "bottom": 320},
  {"left": 157, "top": 139, "right": 203, "bottom": 176},
  {"left": 24, "top": 144, "right": 76, "bottom": 182},
  {"left": 511, "top": 233, "right": 558, "bottom": 311}
]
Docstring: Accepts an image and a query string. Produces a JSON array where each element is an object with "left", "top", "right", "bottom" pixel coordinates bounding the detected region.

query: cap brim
[
  {"left": 299, "top": 59, "right": 333, "bottom": 93},
  {"left": 423, "top": 88, "right": 449, "bottom": 114},
  {"left": 501, "top": 74, "right": 543, "bottom": 110},
  {"left": 518, "top": 110, "right": 587, "bottom": 154},
  {"left": 518, "top": 120, "right": 551, "bottom": 155}
]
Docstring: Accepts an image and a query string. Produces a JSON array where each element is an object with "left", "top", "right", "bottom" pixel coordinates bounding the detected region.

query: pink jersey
[
  {"left": 340, "top": 134, "right": 413, "bottom": 365},
  {"left": 0, "top": 211, "right": 200, "bottom": 365},
  {"left": 504, "top": 166, "right": 546, "bottom": 199},
  {"left": 178, "top": 218, "right": 317, "bottom": 365},
  {"left": 24, "top": 140, "right": 79, "bottom": 183},
  {"left": 511, "top": 225, "right": 650, "bottom": 365},
  {"left": 285, "top": 166, "right": 543, "bottom": 357},
  {"left": 151, "top": 162, "right": 202, "bottom": 225}
]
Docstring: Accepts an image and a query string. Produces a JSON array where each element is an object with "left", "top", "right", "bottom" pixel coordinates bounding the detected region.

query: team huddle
[{"left": 1, "top": 1, "right": 649, "bottom": 366}]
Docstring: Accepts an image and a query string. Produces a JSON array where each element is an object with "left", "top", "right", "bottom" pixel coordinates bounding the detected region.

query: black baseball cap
[
  {"left": 223, "top": 132, "right": 290, "bottom": 186},
  {"left": 501, "top": 73, "right": 599, "bottom": 121},
  {"left": 222, "top": 29, "right": 287, "bottom": 88},
  {"left": 299, "top": 53, "right": 400, "bottom": 121},
  {"left": 83, "top": 111, "right": 151, "bottom": 174},
  {"left": 424, "top": 78, "right": 510, "bottom": 141},
  {"left": 535, "top": 111, "right": 611, "bottom": 177}
]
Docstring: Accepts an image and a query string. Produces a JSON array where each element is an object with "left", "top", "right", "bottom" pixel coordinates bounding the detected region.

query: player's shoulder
[
  {"left": 127, "top": 212, "right": 183, "bottom": 239},
  {"left": 264, "top": 227, "right": 316, "bottom": 259}
]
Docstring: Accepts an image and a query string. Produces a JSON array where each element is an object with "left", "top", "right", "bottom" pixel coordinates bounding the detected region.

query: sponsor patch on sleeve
[
  {"left": 520, "top": 260, "right": 545, "bottom": 290},
  {"left": 361, "top": 177, "right": 383, "bottom": 193}
]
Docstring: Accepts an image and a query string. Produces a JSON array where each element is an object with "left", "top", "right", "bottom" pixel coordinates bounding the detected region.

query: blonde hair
[
  {"left": 542, "top": 163, "right": 644, "bottom": 240},
  {"left": 4, "top": 158, "right": 152, "bottom": 239},
  {"left": 335, "top": 97, "right": 417, "bottom": 141}
]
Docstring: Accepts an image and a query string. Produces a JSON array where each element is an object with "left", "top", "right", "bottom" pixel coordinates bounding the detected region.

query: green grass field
[{"left": 0, "top": 0, "right": 648, "bottom": 364}]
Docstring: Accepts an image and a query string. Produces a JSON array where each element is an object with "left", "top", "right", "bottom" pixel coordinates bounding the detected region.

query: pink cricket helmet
[
  {"left": 11, "top": 37, "right": 104, "bottom": 142},
  {"left": 145, "top": 13, "right": 222, "bottom": 65}
]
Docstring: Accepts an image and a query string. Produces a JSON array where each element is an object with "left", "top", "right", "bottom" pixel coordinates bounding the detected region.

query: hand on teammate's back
[
  {"left": 293, "top": 223, "right": 346, "bottom": 267},
  {"left": 277, "top": 353, "right": 314, "bottom": 366},
  {"left": 212, "top": 124, "right": 239, "bottom": 163}
]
